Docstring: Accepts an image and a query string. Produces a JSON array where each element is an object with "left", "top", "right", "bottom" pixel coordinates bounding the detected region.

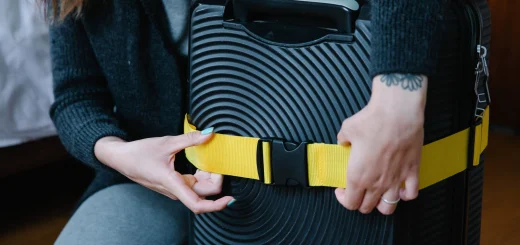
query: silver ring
[{"left": 381, "top": 197, "right": 400, "bottom": 205}]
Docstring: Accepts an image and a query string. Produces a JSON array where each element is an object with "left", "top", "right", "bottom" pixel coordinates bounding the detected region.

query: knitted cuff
[
  {"left": 52, "top": 100, "right": 131, "bottom": 172},
  {"left": 369, "top": 0, "right": 445, "bottom": 78}
]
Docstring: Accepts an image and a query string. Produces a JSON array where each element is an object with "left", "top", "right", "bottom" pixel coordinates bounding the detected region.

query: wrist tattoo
[{"left": 380, "top": 73, "right": 424, "bottom": 92}]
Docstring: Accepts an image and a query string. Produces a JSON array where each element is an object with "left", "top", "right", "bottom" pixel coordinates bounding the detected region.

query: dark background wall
[{"left": 488, "top": 0, "right": 520, "bottom": 131}]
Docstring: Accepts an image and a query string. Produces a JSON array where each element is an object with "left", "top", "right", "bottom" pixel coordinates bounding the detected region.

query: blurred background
[{"left": 0, "top": 0, "right": 518, "bottom": 244}]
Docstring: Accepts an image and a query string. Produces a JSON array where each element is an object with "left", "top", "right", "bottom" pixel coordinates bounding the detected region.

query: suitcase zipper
[{"left": 469, "top": 1, "right": 490, "bottom": 116}]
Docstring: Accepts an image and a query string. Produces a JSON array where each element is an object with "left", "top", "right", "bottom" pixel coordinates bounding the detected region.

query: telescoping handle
[{"left": 226, "top": 0, "right": 360, "bottom": 34}]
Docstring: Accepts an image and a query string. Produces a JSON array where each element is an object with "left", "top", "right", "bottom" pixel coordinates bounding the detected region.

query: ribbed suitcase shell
[{"left": 187, "top": 0, "right": 491, "bottom": 244}]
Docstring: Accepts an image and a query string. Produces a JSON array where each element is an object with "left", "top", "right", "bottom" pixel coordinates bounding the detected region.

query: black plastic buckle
[{"left": 256, "top": 138, "right": 310, "bottom": 188}]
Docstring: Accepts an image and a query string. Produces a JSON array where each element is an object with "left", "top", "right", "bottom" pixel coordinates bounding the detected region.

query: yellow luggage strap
[{"left": 184, "top": 106, "right": 489, "bottom": 190}]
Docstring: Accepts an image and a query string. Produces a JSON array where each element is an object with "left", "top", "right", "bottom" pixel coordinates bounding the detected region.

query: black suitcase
[{"left": 185, "top": 0, "right": 491, "bottom": 244}]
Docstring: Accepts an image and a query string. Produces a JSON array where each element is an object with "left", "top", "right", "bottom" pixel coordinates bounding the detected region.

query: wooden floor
[
  {"left": 480, "top": 132, "right": 520, "bottom": 245},
  {"left": 0, "top": 161, "right": 93, "bottom": 245},
  {"left": 0, "top": 131, "right": 518, "bottom": 245}
]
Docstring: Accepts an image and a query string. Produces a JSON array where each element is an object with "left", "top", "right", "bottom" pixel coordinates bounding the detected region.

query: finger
[
  {"left": 189, "top": 196, "right": 235, "bottom": 214},
  {"left": 180, "top": 185, "right": 234, "bottom": 214},
  {"left": 181, "top": 172, "right": 221, "bottom": 197},
  {"left": 166, "top": 172, "right": 233, "bottom": 214},
  {"left": 335, "top": 143, "right": 366, "bottom": 210},
  {"left": 400, "top": 173, "right": 419, "bottom": 201},
  {"left": 359, "top": 189, "right": 384, "bottom": 214},
  {"left": 194, "top": 169, "right": 210, "bottom": 179},
  {"left": 377, "top": 185, "right": 401, "bottom": 215},
  {"left": 193, "top": 169, "right": 223, "bottom": 185},
  {"left": 335, "top": 184, "right": 365, "bottom": 211},
  {"left": 182, "top": 174, "right": 197, "bottom": 187},
  {"left": 167, "top": 128, "right": 215, "bottom": 153},
  {"left": 209, "top": 172, "right": 224, "bottom": 185},
  {"left": 192, "top": 172, "right": 224, "bottom": 197},
  {"left": 337, "top": 118, "right": 354, "bottom": 146}
]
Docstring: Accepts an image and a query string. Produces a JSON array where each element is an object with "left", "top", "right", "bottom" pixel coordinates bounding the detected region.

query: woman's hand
[
  {"left": 94, "top": 129, "right": 234, "bottom": 214},
  {"left": 335, "top": 73, "right": 427, "bottom": 215}
]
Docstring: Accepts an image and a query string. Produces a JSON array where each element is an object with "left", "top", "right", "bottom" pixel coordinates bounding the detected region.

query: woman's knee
[{"left": 55, "top": 183, "right": 189, "bottom": 245}]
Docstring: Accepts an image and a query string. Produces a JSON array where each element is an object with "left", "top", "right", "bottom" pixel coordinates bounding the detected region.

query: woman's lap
[{"left": 55, "top": 183, "right": 189, "bottom": 245}]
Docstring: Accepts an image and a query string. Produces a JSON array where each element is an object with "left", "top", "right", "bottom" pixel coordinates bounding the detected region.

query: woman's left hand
[{"left": 335, "top": 73, "right": 428, "bottom": 215}]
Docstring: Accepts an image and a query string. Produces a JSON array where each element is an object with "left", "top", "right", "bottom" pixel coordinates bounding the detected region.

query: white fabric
[{"left": 0, "top": 0, "right": 56, "bottom": 147}]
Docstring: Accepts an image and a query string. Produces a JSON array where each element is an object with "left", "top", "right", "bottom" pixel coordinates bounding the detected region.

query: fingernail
[
  {"left": 201, "top": 127, "right": 214, "bottom": 135},
  {"left": 227, "top": 199, "right": 236, "bottom": 207}
]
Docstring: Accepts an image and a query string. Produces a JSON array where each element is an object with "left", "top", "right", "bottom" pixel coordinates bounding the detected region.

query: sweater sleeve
[
  {"left": 49, "top": 17, "right": 129, "bottom": 171},
  {"left": 369, "top": 0, "right": 446, "bottom": 78}
]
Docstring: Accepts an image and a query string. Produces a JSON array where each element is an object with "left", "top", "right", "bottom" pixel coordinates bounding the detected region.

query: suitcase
[{"left": 185, "top": 0, "right": 491, "bottom": 244}]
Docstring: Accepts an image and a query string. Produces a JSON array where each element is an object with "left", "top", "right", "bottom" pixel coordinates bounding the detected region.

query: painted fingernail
[
  {"left": 227, "top": 199, "right": 236, "bottom": 207},
  {"left": 201, "top": 127, "right": 214, "bottom": 135}
]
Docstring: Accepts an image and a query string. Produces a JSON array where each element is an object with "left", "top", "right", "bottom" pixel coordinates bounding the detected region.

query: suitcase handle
[{"left": 225, "top": 0, "right": 359, "bottom": 34}]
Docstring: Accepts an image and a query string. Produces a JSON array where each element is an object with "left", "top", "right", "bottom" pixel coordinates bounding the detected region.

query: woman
[{"left": 47, "top": 0, "right": 444, "bottom": 244}]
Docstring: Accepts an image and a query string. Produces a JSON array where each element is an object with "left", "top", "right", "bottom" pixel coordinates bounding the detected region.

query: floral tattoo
[{"left": 380, "top": 74, "right": 424, "bottom": 92}]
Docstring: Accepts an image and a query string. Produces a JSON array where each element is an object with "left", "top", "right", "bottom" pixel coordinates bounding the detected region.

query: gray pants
[{"left": 55, "top": 183, "right": 190, "bottom": 245}]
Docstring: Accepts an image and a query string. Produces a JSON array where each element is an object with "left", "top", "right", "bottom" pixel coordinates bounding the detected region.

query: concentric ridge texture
[
  {"left": 189, "top": 6, "right": 390, "bottom": 244},
  {"left": 187, "top": 1, "right": 488, "bottom": 244}
]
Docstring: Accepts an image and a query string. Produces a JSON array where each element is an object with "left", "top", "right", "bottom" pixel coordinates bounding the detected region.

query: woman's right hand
[{"left": 94, "top": 129, "right": 234, "bottom": 214}]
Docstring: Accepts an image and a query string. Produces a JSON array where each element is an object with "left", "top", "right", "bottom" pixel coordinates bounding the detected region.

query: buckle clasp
[{"left": 257, "top": 138, "right": 310, "bottom": 187}]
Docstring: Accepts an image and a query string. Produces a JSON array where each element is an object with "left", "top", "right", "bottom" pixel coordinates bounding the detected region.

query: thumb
[{"left": 168, "top": 127, "right": 214, "bottom": 152}]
